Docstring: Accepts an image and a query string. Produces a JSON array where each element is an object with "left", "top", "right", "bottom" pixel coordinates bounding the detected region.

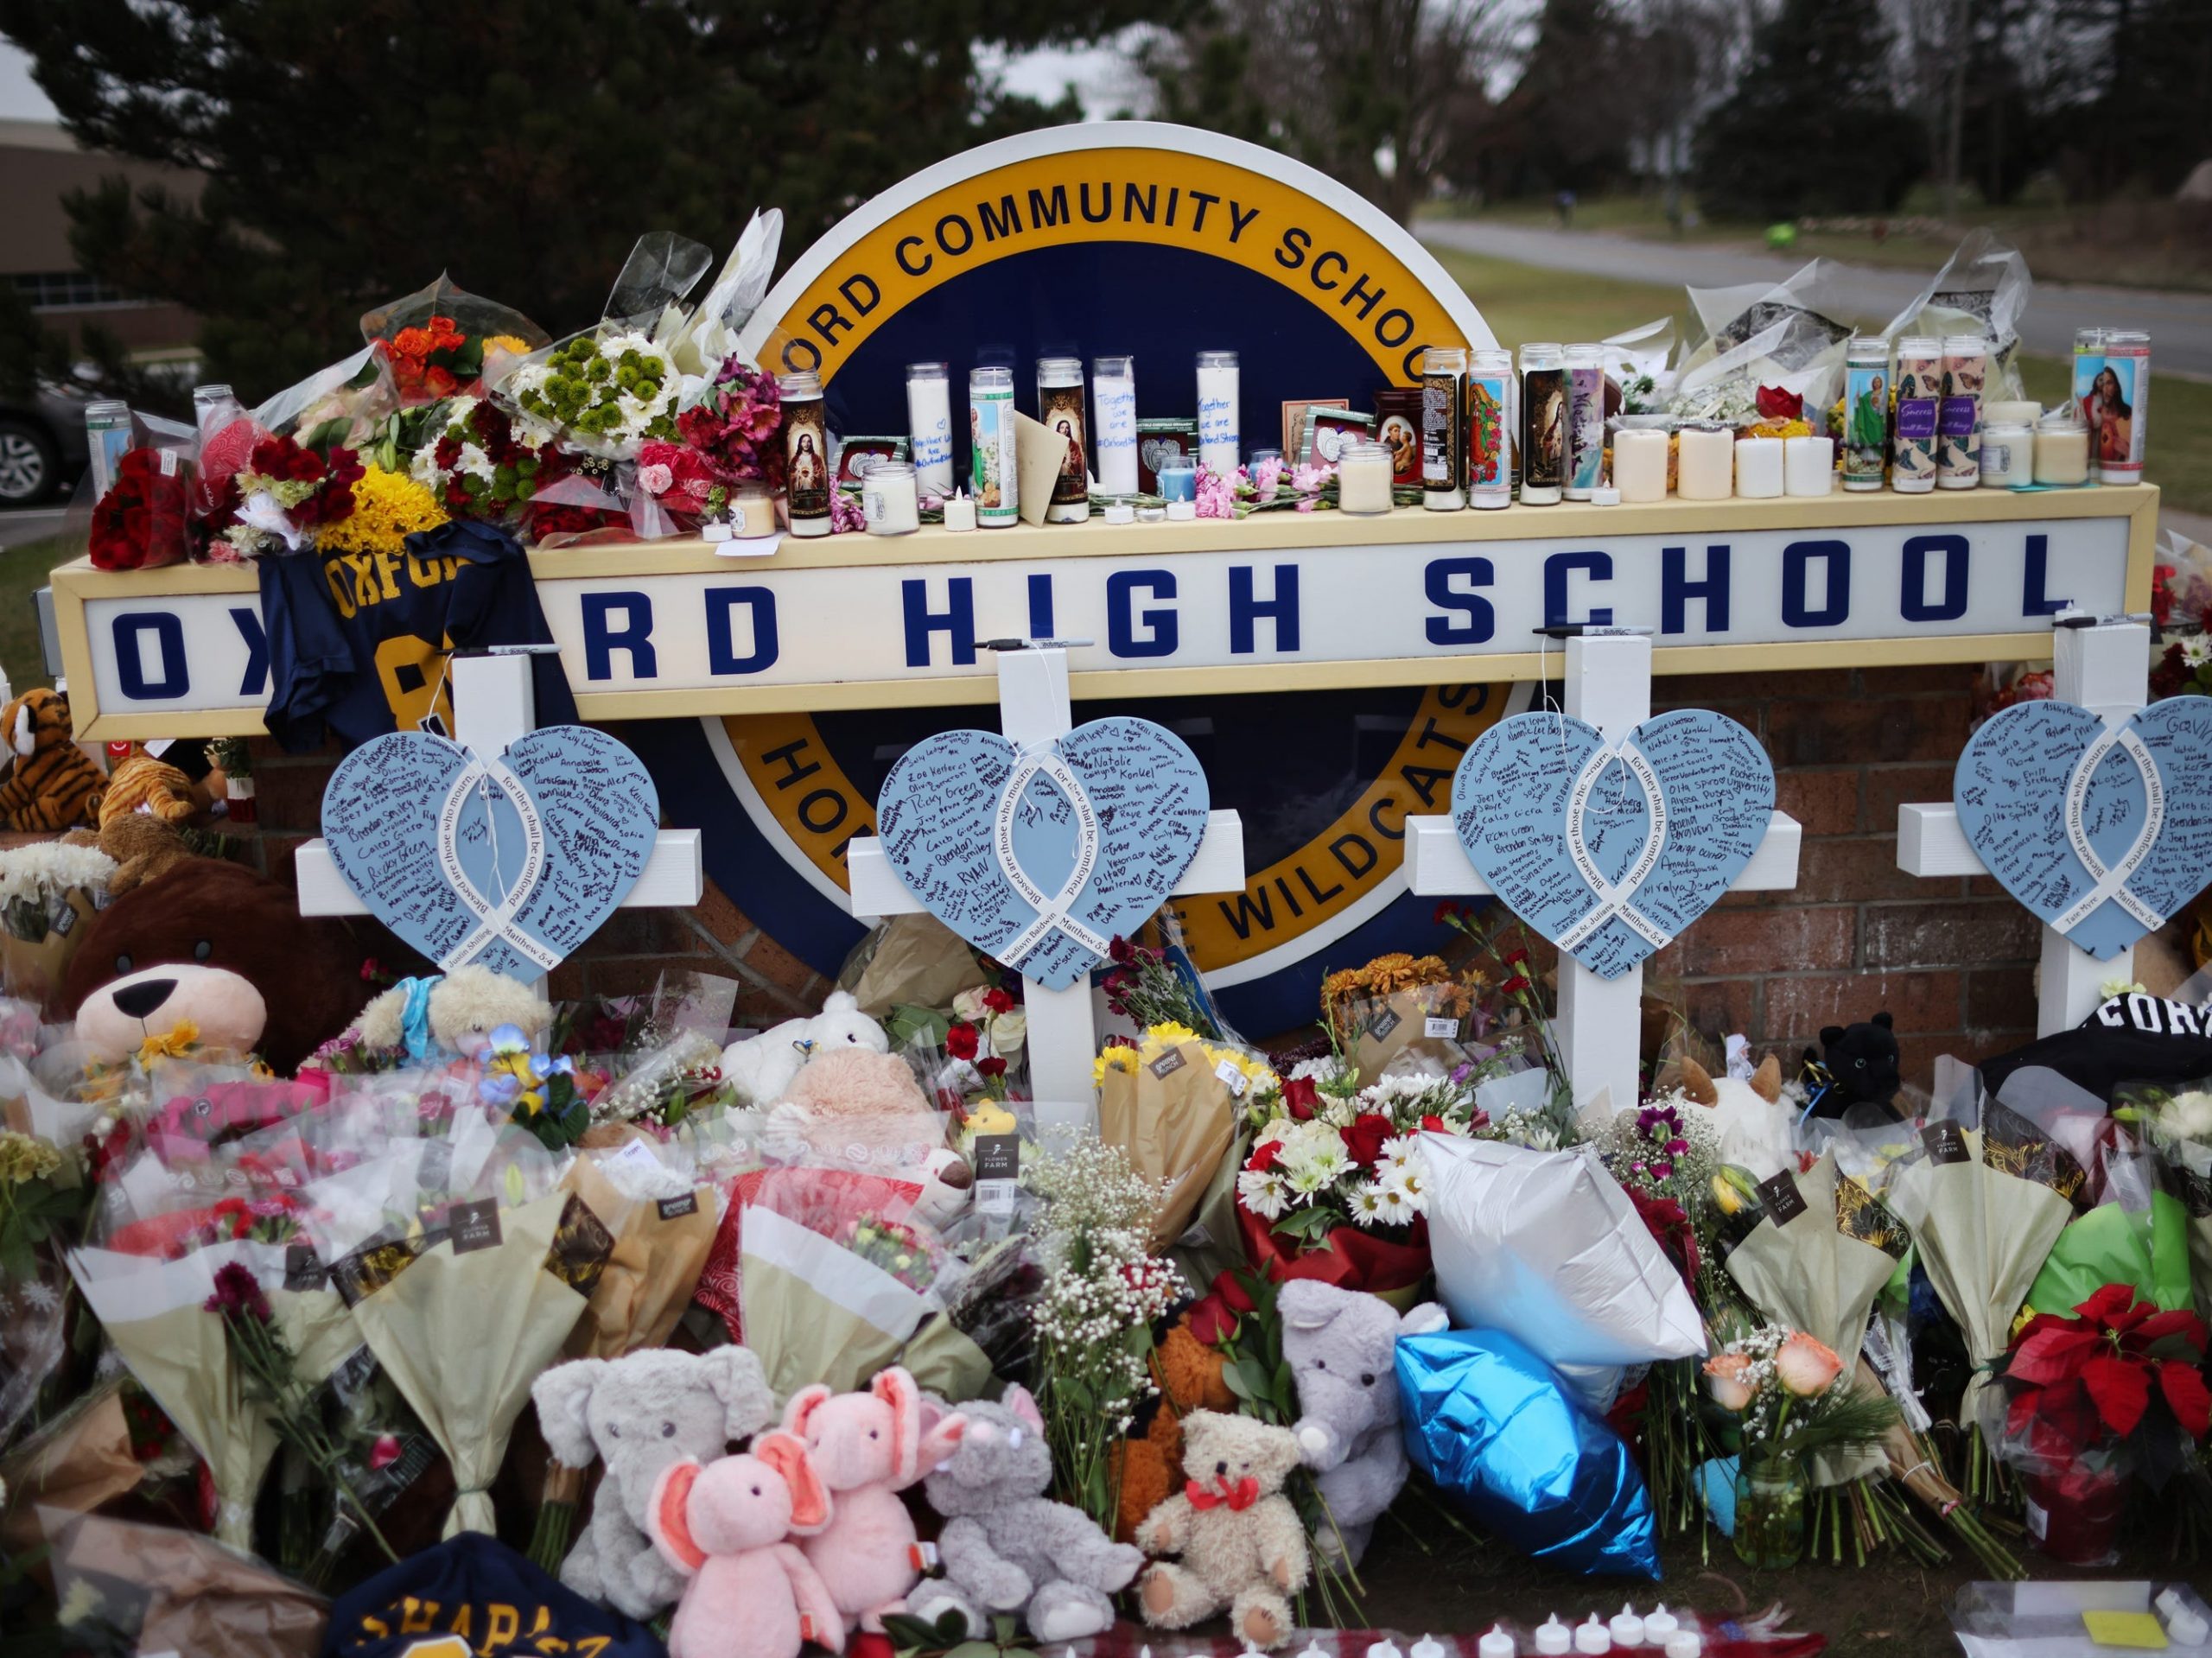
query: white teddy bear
[{"left": 719, "top": 989, "right": 890, "bottom": 1106}]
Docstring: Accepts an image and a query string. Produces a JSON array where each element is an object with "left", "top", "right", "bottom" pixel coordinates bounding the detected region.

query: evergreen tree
[
  {"left": 0, "top": 0, "right": 1158, "bottom": 398},
  {"left": 1692, "top": 0, "right": 1920, "bottom": 220}
]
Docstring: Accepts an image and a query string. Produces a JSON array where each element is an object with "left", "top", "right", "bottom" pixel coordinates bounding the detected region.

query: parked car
[{"left": 0, "top": 381, "right": 92, "bottom": 505}]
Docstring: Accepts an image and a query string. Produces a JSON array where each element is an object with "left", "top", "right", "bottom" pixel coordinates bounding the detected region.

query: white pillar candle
[
  {"left": 1613, "top": 428, "right": 1669, "bottom": 502},
  {"left": 1196, "top": 349, "right": 1239, "bottom": 473},
  {"left": 1336, "top": 438, "right": 1394, "bottom": 515},
  {"left": 1735, "top": 435, "right": 1784, "bottom": 498},
  {"left": 1783, "top": 435, "right": 1834, "bottom": 496},
  {"left": 1677, "top": 422, "right": 1733, "bottom": 499},
  {"left": 906, "top": 362, "right": 954, "bottom": 498},
  {"left": 1093, "top": 354, "right": 1137, "bottom": 496},
  {"left": 862, "top": 461, "right": 919, "bottom": 535}
]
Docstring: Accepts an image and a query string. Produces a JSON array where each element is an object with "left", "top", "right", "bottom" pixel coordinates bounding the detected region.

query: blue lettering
[
  {"left": 1423, "top": 556, "right": 1495, "bottom": 645},
  {"left": 1107, "top": 570, "right": 1178, "bottom": 658},
  {"left": 113, "top": 613, "right": 187, "bottom": 701},
  {"left": 230, "top": 607, "right": 269, "bottom": 696},
  {"left": 2021, "top": 532, "right": 2069, "bottom": 616},
  {"left": 1027, "top": 571, "right": 1054, "bottom": 639},
  {"left": 1661, "top": 544, "right": 1730, "bottom": 635},
  {"left": 1782, "top": 540, "right": 1851, "bottom": 628},
  {"left": 706, "top": 588, "right": 779, "bottom": 675},
  {"left": 1901, "top": 533, "right": 1969, "bottom": 622},
  {"left": 1229, "top": 563, "right": 1300, "bottom": 654},
  {"left": 1542, "top": 550, "right": 1614, "bottom": 628},
  {"left": 900, "top": 577, "right": 976, "bottom": 667},
  {"left": 580, "top": 592, "right": 658, "bottom": 681}
]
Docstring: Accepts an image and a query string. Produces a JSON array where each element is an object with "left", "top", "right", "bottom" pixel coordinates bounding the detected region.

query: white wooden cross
[
  {"left": 1896, "top": 613, "right": 2147, "bottom": 1036},
  {"left": 292, "top": 650, "right": 705, "bottom": 991},
  {"left": 1400, "top": 629, "right": 1804, "bottom": 1116},
  {"left": 845, "top": 643, "right": 1248, "bottom": 1122}
]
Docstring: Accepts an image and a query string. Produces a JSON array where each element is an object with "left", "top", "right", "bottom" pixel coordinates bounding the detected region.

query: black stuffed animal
[{"left": 1802, "top": 1011, "right": 1902, "bottom": 1121}]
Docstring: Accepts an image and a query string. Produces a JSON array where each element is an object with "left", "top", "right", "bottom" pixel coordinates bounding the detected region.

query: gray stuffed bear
[
  {"left": 531, "top": 1346, "right": 779, "bottom": 1619},
  {"left": 909, "top": 1386, "right": 1142, "bottom": 1641},
  {"left": 1279, "top": 1280, "right": 1446, "bottom": 1566}
]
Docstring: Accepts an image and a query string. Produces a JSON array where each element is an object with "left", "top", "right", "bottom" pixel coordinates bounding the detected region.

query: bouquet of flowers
[
  {"left": 219, "top": 433, "right": 365, "bottom": 559},
  {"left": 501, "top": 330, "right": 682, "bottom": 460},
  {"left": 676, "top": 357, "right": 785, "bottom": 491},
  {"left": 1095, "top": 1021, "right": 1274, "bottom": 1250},
  {"left": 0, "top": 841, "right": 115, "bottom": 1007},
  {"left": 90, "top": 439, "right": 197, "bottom": 571},
  {"left": 408, "top": 395, "right": 563, "bottom": 524},
  {"left": 359, "top": 274, "right": 548, "bottom": 409}
]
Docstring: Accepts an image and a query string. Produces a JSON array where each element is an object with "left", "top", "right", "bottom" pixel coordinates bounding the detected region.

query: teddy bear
[
  {"left": 1109, "top": 1311, "right": 1236, "bottom": 1543},
  {"left": 1805, "top": 1011, "right": 1902, "bottom": 1121},
  {"left": 67, "top": 811, "right": 199, "bottom": 896},
  {"left": 65, "top": 860, "right": 370, "bottom": 1074},
  {"left": 647, "top": 1429, "right": 842, "bottom": 1658},
  {"left": 353, "top": 963, "right": 555, "bottom": 1064},
  {"left": 763, "top": 1047, "right": 972, "bottom": 1230},
  {"left": 1279, "top": 1281, "right": 1447, "bottom": 1567},
  {"left": 781, "top": 1366, "right": 966, "bottom": 1632},
  {"left": 1135, "top": 1409, "right": 1311, "bottom": 1650},
  {"left": 98, "top": 751, "right": 201, "bottom": 829},
  {"left": 531, "top": 1345, "right": 781, "bottom": 1621},
  {"left": 908, "top": 1386, "right": 1142, "bottom": 1641},
  {"left": 0, "top": 686, "right": 106, "bottom": 832},
  {"left": 722, "top": 989, "right": 889, "bottom": 1106},
  {"left": 1676, "top": 1051, "right": 1795, "bottom": 1178}
]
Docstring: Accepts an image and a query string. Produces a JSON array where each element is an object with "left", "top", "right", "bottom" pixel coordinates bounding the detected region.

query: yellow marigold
[
  {"left": 138, "top": 1019, "right": 201, "bottom": 1064},
  {"left": 0, "top": 1129, "right": 60, "bottom": 1185},
  {"left": 319, "top": 465, "right": 449, "bottom": 559}
]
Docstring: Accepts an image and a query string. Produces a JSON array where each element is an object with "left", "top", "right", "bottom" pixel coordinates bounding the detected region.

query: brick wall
[{"left": 241, "top": 663, "right": 2039, "bottom": 1077}]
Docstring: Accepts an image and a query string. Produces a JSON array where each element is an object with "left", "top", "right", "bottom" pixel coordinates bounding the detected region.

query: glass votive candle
[
  {"left": 1734, "top": 435, "right": 1784, "bottom": 499},
  {"left": 1159, "top": 457, "right": 1198, "bottom": 519},
  {"left": 2033, "top": 410, "right": 2090, "bottom": 486},
  {"left": 1676, "top": 421, "right": 1733, "bottom": 499},
  {"left": 1336, "top": 438, "right": 1394, "bottom": 515},
  {"left": 1783, "top": 435, "right": 1834, "bottom": 496},
  {"left": 1612, "top": 427, "right": 1669, "bottom": 502},
  {"left": 1981, "top": 422, "right": 2032, "bottom": 488},
  {"left": 1985, "top": 399, "right": 2041, "bottom": 429},
  {"left": 728, "top": 481, "right": 776, "bottom": 537},
  {"left": 861, "top": 461, "right": 919, "bottom": 535}
]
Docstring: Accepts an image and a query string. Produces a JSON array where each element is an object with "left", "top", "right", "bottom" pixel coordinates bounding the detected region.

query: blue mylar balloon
[{"left": 1396, "top": 1327, "right": 1660, "bottom": 1579}]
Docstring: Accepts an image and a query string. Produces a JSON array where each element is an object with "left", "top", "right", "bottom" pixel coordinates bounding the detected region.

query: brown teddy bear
[
  {"left": 64, "top": 861, "right": 372, "bottom": 1073},
  {"left": 1135, "top": 1410, "right": 1310, "bottom": 1650},
  {"left": 1109, "top": 1313, "right": 1236, "bottom": 1543}
]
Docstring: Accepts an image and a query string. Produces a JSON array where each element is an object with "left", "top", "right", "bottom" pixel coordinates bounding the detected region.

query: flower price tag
[
  {"left": 1424, "top": 1015, "right": 1460, "bottom": 1040},
  {"left": 1214, "top": 1057, "right": 1249, "bottom": 1096},
  {"left": 284, "top": 1242, "right": 327, "bottom": 1291},
  {"left": 1368, "top": 1007, "right": 1402, "bottom": 1040},
  {"left": 656, "top": 1192, "right": 699, "bottom": 1221}
]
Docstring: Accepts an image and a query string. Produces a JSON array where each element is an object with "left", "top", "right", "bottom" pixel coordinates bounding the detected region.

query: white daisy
[
  {"left": 2183, "top": 633, "right": 2212, "bottom": 668},
  {"left": 1346, "top": 1181, "right": 1389, "bottom": 1224},
  {"left": 1377, "top": 1134, "right": 1421, "bottom": 1169},
  {"left": 1236, "top": 1166, "right": 1289, "bottom": 1220},
  {"left": 1368, "top": 1178, "right": 1416, "bottom": 1226},
  {"left": 1381, "top": 1162, "right": 1428, "bottom": 1214}
]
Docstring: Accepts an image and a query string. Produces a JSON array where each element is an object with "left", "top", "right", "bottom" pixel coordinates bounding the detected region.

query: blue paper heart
[
  {"left": 321, "top": 725, "right": 659, "bottom": 981},
  {"left": 1954, "top": 696, "right": 2212, "bottom": 960},
  {"left": 1450, "top": 708, "right": 1775, "bottom": 980},
  {"left": 874, "top": 718, "right": 1210, "bottom": 990}
]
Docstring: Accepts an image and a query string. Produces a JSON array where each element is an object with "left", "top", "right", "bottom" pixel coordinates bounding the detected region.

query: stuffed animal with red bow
[{"left": 1134, "top": 1409, "right": 1309, "bottom": 1650}]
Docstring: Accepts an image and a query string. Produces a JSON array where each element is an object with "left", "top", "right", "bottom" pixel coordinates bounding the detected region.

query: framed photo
[
  {"left": 1136, "top": 418, "right": 1198, "bottom": 493},
  {"left": 1299, "top": 407, "right": 1376, "bottom": 467},
  {"left": 1372, "top": 387, "right": 1422, "bottom": 486},
  {"left": 835, "top": 435, "right": 909, "bottom": 486},
  {"left": 1282, "top": 397, "right": 1349, "bottom": 459}
]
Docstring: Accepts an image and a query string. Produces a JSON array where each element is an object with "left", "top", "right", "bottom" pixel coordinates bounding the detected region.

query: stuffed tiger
[
  {"left": 99, "top": 750, "right": 200, "bottom": 829},
  {"left": 0, "top": 688, "right": 106, "bottom": 832}
]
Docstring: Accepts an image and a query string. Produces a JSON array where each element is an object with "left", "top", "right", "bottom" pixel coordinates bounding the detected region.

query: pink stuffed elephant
[
  {"left": 783, "top": 1367, "right": 968, "bottom": 1631},
  {"left": 648, "top": 1430, "right": 843, "bottom": 1658}
]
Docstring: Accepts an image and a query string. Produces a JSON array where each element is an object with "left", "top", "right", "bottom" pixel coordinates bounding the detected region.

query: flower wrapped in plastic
[
  {"left": 359, "top": 273, "right": 550, "bottom": 409},
  {"left": 87, "top": 414, "right": 198, "bottom": 571},
  {"left": 1095, "top": 1021, "right": 1271, "bottom": 1252},
  {"left": 0, "top": 841, "right": 116, "bottom": 1010}
]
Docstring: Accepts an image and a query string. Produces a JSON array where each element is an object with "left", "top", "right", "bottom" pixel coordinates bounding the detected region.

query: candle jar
[
  {"left": 1734, "top": 435, "right": 1784, "bottom": 499},
  {"left": 1467, "top": 348, "right": 1514, "bottom": 508},
  {"left": 1093, "top": 355, "right": 1138, "bottom": 497},
  {"left": 862, "top": 460, "right": 919, "bottom": 535},
  {"left": 1518, "top": 341, "right": 1565, "bottom": 505},
  {"left": 1036, "top": 355, "right": 1089, "bottom": 523},
  {"left": 906, "top": 362, "right": 954, "bottom": 498},
  {"left": 1336, "top": 438, "right": 1394, "bottom": 515},
  {"left": 779, "top": 371, "right": 832, "bottom": 537},
  {"left": 728, "top": 480, "right": 776, "bottom": 537},
  {"left": 1980, "top": 422, "right": 2031, "bottom": 488},
  {"left": 969, "top": 365, "right": 1018, "bottom": 526},
  {"left": 1421, "top": 346, "right": 1467, "bottom": 510},
  {"left": 1891, "top": 335, "right": 1942, "bottom": 493},
  {"left": 1783, "top": 435, "right": 1834, "bottom": 496},
  {"left": 1611, "top": 422, "right": 1669, "bottom": 503},
  {"left": 1196, "top": 350, "right": 1240, "bottom": 474},
  {"left": 1564, "top": 342, "right": 1606, "bottom": 499},
  {"left": 1676, "top": 421, "right": 1732, "bottom": 499},
  {"left": 1159, "top": 457, "right": 1198, "bottom": 519},
  {"left": 2033, "top": 410, "right": 2090, "bottom": 486}
]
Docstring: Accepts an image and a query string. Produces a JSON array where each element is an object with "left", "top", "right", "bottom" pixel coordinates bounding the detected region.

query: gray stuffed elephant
[
  {"left": 1279, "top": 1280, "right": 1446, "bottom": 1566},
  {"left": 531, "top": 1345, "right": 779, "bottom": 1619}
]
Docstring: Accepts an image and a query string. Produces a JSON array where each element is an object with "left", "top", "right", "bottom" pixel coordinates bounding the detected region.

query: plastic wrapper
[
  {"left": 2118, "top": 1073, "right": 2212, "bottom": 1320},
  {"left": 1952, "top": 1579, "right": 2212, "bottom": 1658},
  {"left": 248, "top": 345, "right": 397, "bottom": 451},
  {"left": 1344, "top": 983, "right": 1484, "bottom": 1085},
  {"left": 1881, "top": 230, "right": 2036, "bottom": 403},
  {"left": 558, "top": 1139, "right": 721, "bottom": 1361},
  {"left": 86, "top": 410, "right": 197, "bottom": 571},
  {"left": 359, "top": 272, "right": 550, "bottom": 406},
  {"left": 1095, "top": 1033, "right": 1243, "bottom": 1251},
  {"left": 1424, "top": 1135, "right": 1707, "bottom": 1410},
  {"left": 587, "top": 1026, "right": 731, "bottom": 1127},
  {"left": 0, "top": 1253, "right": 70, "bottom": 1449},
  {"left": 1669, "top": 314, "right": 1836, "bottom": 430},
  {"left": 603, "top": 229, "right": 715, "bottom": 340},
  {"left": 667, "top": 208, "right": 785, "bottom": 377},
  {"left": 42, "top": 1506, "right": 328, "bottom": 1658},
  {"left": 1679, "top": 257, "right": 1854, "bottom": 421},
  {"left": 2023, "top": 1134, "right": 2192, "bottom": 1321},
  {"left": 0, "top": 1382, "right": 142, "bottom": 1564},
  {"left": 1395, "top": 1325, "right": 1659, "bottom": 1579},
  {"left": 1601, "top": 316, "right": 1676, "bottom": 414}
]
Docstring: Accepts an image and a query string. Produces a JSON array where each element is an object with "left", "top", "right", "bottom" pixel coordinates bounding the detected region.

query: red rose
[
  {"left": 976, "top": 1056, "right": 1007, "bottom": 1078},
  {"left": 1421, "top": 1114, "right": 1450, "bottom": 1132},
  {"left": 1247, "top": 1138, "right": 1283, "bottom": 1172},
  {"left": 1282, "top": 1077, "right": 1319, "bottom": 1121},
  {"left": 945, "top": 1021, "right": 980, "bottom": 1061},
  {"left": 1755, "top": 384, "right": 1803, "bottom": 421},
  {"left": 1341, "top": 1113, "right": 1395, "bottom": 1167},
  {"left": 983, "top": 987, "right": 1014, "bottom": 1013}
]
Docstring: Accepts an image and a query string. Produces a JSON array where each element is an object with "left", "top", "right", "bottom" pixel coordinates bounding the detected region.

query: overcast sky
[{"left": 0, "top": 41, "right": 55, "bottom": 120}]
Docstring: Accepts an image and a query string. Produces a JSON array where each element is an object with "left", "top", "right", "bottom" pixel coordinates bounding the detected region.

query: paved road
[
  {"left": 1420, "top": 222, "right": 2212, "bottom": 379},
  {"left": 0, "top": 505, "right": 67, "bottom": 550}
]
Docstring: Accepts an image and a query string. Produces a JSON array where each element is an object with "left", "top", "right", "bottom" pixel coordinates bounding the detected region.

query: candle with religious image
[
  {"left": 1518, "top": 341, "right": 1565, "bottom": 505},
  {"left": 2086, "top": 330, "right": 2148, "bottom": 484},
  {"left": 969, "top": 366, "right": 1017, "bottom": 527},
  {"left": 1036, "top": 355, "right": 1089, "bottom": 523},
  {"left": 779, "top": 371, "right": 832, "bottom": 537},
  {"left": 905, "top": 362, "right": 954, "bottom": 498},
  {"left": 1841, "top": 335, "right": 1888, "bottom": 492},
  {"left": 1564, "top": 343, "right": 1605, "bottom": 499},
  {"left": 1421, "top": 346, "right": 1467, "bottom": 510},
  {"left": 1466, "top": 349, "right": 1513, "bottom": 509},
  {"left": 1890, "top": 337, "right": 1942, "bottom": 493}
]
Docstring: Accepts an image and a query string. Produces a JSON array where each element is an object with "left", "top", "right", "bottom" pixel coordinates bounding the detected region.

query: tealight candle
[
  {"left": 1337, "top": 437, "right": 1394, "bottom": 516},
  {"left": 1610, "top": 1606, "right": 1645, "bottom": 1648},
  {"left": 1666, "top": 1636, "right": 1703, "bottom": 1658},
  {"left": 1478, "top": 1630, "right": 1516, "bottom": 1658},
  {"left": 1643, "top": 1605, "right": 1680, "bottom": 1641},
  {"left": 1677, "top": 422, "right": 1733, "bottom": 499},
  {"left": 1783, "top": 435, "right": 1834, "bottom": 496},
  {"left": 1613, "top": 428, "right": 1669, "bottom": 502},
  {"left": 943, "top": 492, "right": 977, "bottom": 532},
  {"left": 1734, "top": 435, "right": 1784, "bottom": 499},
  {"left": 2033, "top": 410, "right": 2090, "bottom": 486},
  {"left": 1575, "top": 1614, "right": 1613, "bottom": 1654},
  {"left": 1366, "top": 1642, "right": 1403, "bottom": 1658},
  {"left": 1535, "top": 1617, "right": 1573, "bottom": 1655}
]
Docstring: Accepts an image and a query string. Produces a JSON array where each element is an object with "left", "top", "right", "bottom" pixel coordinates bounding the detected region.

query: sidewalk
[{"left": 1419, "top": 221, "right": 2212, "bottom": 379}]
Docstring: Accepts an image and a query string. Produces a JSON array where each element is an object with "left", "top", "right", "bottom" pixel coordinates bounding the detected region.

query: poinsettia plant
[{"left": 1988, "top": 1282, "right": 2212, "bottom": 1482}]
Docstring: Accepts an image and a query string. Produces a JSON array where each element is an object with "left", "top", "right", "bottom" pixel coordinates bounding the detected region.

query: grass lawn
[
  {"left": 0, "top": 534, "right": 73, "bottom": 696},
  {"left": 1428, "top": 246, "right": 2212, "bottom": 516}
]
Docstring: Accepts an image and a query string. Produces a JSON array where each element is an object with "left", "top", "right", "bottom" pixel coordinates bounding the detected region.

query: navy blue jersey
[
  {"left": 263, "top": 518, "right": 578, "bottom": 752},
  {"left": 324, "top": 1533, "right": 664, "bottom": 1658}
]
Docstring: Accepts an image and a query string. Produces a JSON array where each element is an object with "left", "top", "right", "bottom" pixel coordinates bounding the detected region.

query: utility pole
[{"left": 1942, "top": 0, "right": 1971, "bottom": 224}]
